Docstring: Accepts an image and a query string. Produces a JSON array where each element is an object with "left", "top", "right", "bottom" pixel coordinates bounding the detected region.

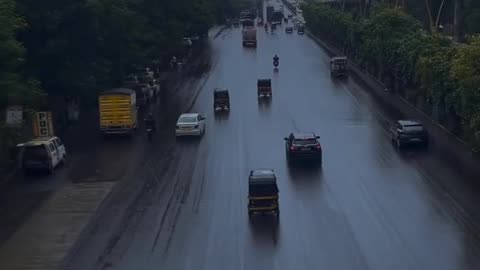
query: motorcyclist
[
  {"left": 145, "top": 112, "right": 156, "bottom": 131},
  {"left": 273, "top": 54, "right": 279, "bottom": 67}
]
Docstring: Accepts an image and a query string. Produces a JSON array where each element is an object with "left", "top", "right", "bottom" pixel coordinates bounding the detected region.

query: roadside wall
[{"left": 281, "top": 0, "right": 480, "bottom": 177}]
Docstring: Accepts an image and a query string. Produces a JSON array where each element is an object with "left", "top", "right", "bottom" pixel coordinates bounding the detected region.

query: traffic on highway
[
  {"left": 64, "top": 2, "right": 480, "bottom": 270},
  {"left": 2, "top": 1, "right": 480, "bottom": 270}
]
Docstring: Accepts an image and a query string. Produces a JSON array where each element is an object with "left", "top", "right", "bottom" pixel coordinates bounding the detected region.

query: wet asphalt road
[{"left": 65, "top": 18, "right": 480, "bottom": 270}]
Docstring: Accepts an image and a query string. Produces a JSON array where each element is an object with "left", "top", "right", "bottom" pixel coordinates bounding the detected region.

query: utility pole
[{"left": 454, "top": 0, "right": 465, "bottom": 42}]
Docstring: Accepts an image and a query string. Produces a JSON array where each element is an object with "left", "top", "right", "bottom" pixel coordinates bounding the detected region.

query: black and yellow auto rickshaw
[
  {"left": 330, "top": 56, "right": 348, "bottom": 78},
  {"left": 213, "top": 88, "right": 230, "bottom": 111},
  {"left": 257, "top": 79, "right": 272, "bottom": 98},
  {"left": 248, "top": 169, "right": 279, "bottom": 219}
]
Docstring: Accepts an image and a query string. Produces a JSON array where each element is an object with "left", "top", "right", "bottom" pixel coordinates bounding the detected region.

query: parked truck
[
  {"left": 266, "top": 5, "right": 274, "bottom": 23},
  {"left": 99, "top": 88, "right": 138, "bottom": 135},
  {"left": 242, "top": 19, "right": 257, "bottom": 47}
]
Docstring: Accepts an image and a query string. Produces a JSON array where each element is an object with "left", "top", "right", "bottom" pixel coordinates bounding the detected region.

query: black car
[
  {"left": 285, "top": 26, "right": 293, "bottom": 33},
  {"left": 390, "top": 120, "right": 429, "bottom": 148},
  {"left": 284, "top": 132, "right": 322, "bottom": 164},
  {"left": 297, "top": 26, "right": 305, "bottom": 34}
]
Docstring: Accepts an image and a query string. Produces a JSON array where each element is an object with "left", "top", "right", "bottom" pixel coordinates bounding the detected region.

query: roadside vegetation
[
  {"left": 0, "top": 0, "right": 252, "bottom": 172},
  {"left": 303, "top": 1, "right": 480, "bottom": 150}
]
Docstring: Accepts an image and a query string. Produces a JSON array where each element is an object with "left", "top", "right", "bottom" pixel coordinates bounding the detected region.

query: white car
[
  {"left": 175, "top": 113, "right": 206, "bottom": 137},
  {"left": 17, "top": 136, "right": 67, "bottom": 174}
]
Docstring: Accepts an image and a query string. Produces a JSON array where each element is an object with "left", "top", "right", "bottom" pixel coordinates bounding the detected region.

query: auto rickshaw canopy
[
  {"left": 248, "top": 169, "right": 279, "bottom": 196},
  {"left": 257, "top": 79, "right": 272, "bottom": 87},
  {"left": 214, "top": 88, "right": 229, "bottom": 99}
]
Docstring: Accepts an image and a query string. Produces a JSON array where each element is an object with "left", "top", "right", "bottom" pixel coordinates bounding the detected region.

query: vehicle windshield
[
  {"left": 258, "top": 80, "right": 271, "bottom": 87},
  {"left": 23, "top": 145, "right": 48, "bottom": 161},
  {"left": 293, "top": 139, "right": 318, "bottom": 145},
  {"left": 179, "top": 116, "right": 197, "bottom": 123},
  {"left": 404, "top": 124, "right": 423, "bottom": 132},
  {"left": 214, "top": 92, "right": 229, "bottom": 99},
  {"left": 333, "top": 63, "right": 346, "bottom": 70}
]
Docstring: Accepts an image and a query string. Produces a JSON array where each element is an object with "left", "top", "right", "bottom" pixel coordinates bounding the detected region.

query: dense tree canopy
[
  {"left": 452, "top": 37, "right": 480, "bottom": 144},
  {"left": 0, "top": 0, "right": 41, "bottom": 111},
  {"left": 15, "top": 0, "right": 218, "bottom": 99},
  {"left": 0, "top": 0, "right": 254, "bottom": 105},
  {"left": 0, "top": 0, "right": 252, "bottom": 169}
]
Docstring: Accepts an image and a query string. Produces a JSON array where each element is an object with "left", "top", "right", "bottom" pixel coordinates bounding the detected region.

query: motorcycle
[
  {"left": 146, "top": 127, "right": 153, "bottom": 141},
  {"left": 273, "top": 59, "right": 279, "bottom": 71},
  {"left": 145, "top": 119, "right": 154, "bottom": 141}
]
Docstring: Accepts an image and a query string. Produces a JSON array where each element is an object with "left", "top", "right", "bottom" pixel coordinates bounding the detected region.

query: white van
[{"left": 17, "top": 136, "right": 67, "bottom": 174}]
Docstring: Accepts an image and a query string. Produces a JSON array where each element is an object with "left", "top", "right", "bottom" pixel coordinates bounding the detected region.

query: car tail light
[
  {"left": 315, "top": 144, "right": 321, "bottom": 150},
  {"left": 290, "top": 146, "right": 296, "bottom": 151}
]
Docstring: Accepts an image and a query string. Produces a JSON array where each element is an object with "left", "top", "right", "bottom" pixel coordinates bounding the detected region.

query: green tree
[
  {"left": 359, "top": 7, "right": 420, "bottom": 79},
  {"left": 0, "top": 0, "right": 43, "bottom": 168},
  {"left": 452, "top": 36, "right": 480, "bottom": 147},
  {"left": 415, "top": 35, "right": 455, "bottom": 116},
  {"left": 0, "top": 0, "right": 42, "bottom": 111}
]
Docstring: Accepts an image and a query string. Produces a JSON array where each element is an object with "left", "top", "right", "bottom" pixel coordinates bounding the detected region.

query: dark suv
[
  {"left": 284, "top": 133, "right": 322, "bottom": 164},
  {"left": 390, "top": 120, "right": 429, "bottom": 148}
]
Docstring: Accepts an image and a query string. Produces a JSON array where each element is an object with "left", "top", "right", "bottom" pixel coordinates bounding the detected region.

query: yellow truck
[{"left": 99, "top": 88, "right": 138, "bottom": 135}]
